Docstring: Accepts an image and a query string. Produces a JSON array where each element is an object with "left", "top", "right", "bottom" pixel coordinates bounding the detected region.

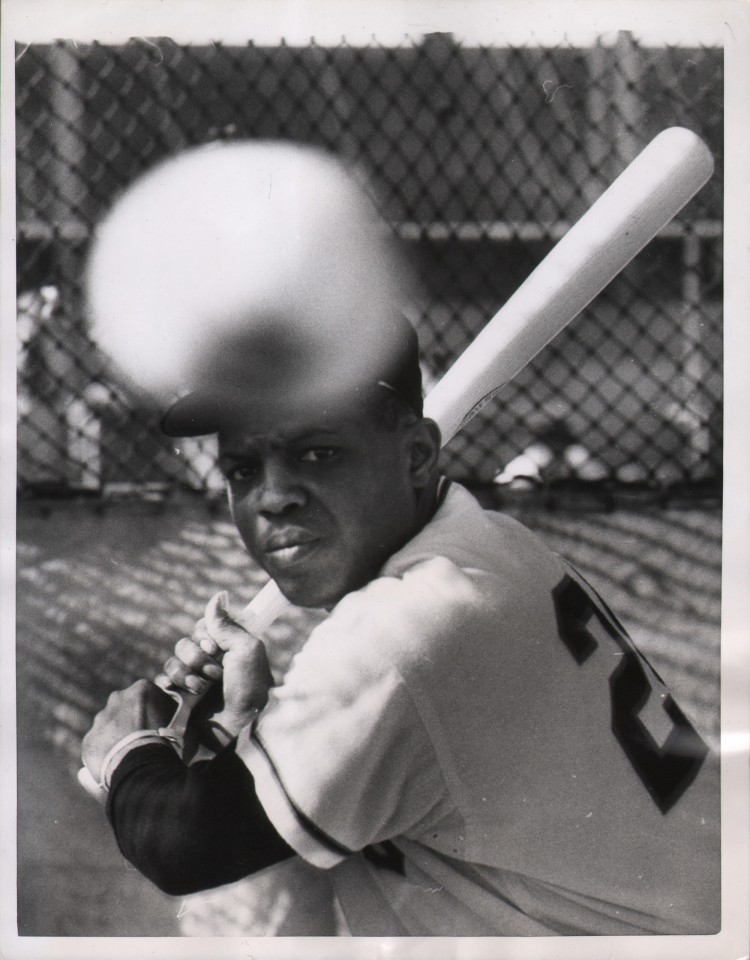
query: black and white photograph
[{"left": 2, "top": 1, "right": 748, "bottom": 958}]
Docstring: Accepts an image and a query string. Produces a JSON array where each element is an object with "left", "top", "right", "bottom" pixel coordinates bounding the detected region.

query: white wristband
[{"left": 99, "top": 728, "right": 181, "bottom": 791}]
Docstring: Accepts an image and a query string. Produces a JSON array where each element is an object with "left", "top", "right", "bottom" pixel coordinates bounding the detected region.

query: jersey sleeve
[
  {"left": 106, "top": 743, "right": 294, "bottom": 894},
  {"left": 235, "top": 558, "right": 476, "bottom": 868}
]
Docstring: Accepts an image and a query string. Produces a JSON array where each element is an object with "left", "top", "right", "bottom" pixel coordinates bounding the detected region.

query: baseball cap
[{"left": 160, "top": 312, "right": 423, "bottom": 437}]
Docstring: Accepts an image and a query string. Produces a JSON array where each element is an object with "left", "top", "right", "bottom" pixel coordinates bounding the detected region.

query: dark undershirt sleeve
[{"left": 105, "top": 743, "right": 294, "bottom": 896}]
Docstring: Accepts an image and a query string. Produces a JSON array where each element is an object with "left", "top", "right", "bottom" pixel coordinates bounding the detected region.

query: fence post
[
  {"left": 671, "top": 230, "right": 711, "bottom": 471},
  {"left": 586, "top": 31, "right": 643, "bottom": 202},
  {"left": 611, "top": 31, "right": 642, "bottom": 166},
  {"left": 48, "top": 42, "right": 86, "bottom": 236},
  {"left": 66, "top": 390, "right": 103, "bottom": 491}
]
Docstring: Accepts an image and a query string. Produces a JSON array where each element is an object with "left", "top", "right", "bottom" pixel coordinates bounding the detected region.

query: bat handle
[
  {"left": 78, "top": 580, "right": 287, "bottom": 798},
  {"left": 78, "top": 765, "right": 108, "bottom": 802}
]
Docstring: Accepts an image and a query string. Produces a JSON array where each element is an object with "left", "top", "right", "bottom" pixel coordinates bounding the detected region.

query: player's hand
[
  {"left": 159, "top": 591, "right": 274, "bottom": 741},
  {"left": 81, "top": 679, "right": 176, "bottom": 783},
  {"left": 158, "top": 616, "right": 225, "bottom": 697}
]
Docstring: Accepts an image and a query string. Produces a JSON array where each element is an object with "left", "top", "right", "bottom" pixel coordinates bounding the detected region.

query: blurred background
[
  {"left": 16, "top": 31, "right": 722, "bottom": 495},
  {"left": 14, "top": 25, "right": 723, "bottom": 939}
]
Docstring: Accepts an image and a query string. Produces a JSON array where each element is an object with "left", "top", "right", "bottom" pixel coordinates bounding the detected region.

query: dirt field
[{"left": 15, "top": 493, "right": 721, "bottom": 937}]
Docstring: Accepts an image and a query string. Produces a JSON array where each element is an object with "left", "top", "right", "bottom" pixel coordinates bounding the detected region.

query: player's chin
[
  {"left": 265, "top": 555, "right": 360, "bottom": 611},
  {"left": 263, "top": 556, "right": 336, "bottom": 609},
  {"left": 270, "top": 572, "right": 342, "bottom": 610}
]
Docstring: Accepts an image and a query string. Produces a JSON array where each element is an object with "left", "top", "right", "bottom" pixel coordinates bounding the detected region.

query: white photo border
[{"left": 2, "top": 1, "right": 747, "bottom": 958}]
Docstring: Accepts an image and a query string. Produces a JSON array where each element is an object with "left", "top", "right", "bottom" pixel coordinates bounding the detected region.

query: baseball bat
[{"left": 79, "top": 126, "right": 712, "bottom": 797}]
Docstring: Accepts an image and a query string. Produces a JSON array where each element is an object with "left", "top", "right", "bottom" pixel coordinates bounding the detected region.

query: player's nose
[{"left": 256, "top": 459, "right": 306, "bottom": 515}]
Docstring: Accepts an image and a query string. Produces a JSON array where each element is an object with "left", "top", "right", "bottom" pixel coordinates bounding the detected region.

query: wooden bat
[{"left": 79, "top": 126, "right": 713, "bottom": 797}]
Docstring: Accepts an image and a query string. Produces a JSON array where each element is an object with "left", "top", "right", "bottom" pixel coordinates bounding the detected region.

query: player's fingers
[
  {"left": 174, "top": 635, "right": 223, "bottom": 679},
  {"left": 191, "top": 617, "right": 222, "bottom": 658},
  {"left": 162, "top": 654, "right": 211, "bottom": 694}
]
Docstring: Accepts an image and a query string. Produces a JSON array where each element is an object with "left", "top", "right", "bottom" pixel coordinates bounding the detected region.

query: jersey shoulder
[
  {"left": 384, "top": 481, "right": 565, "bottom": 588},
  {"left": 312, "top": 483, "right": 565, "bottom": 683}
]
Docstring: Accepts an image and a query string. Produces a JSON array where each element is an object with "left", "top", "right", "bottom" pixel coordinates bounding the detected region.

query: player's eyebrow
[
  {"left": 284, "top": 427, "right": 342, "bottom": 444},
  {"left": 218, "top": 427, "right": 343, "bottom": 463},
  {"left": 217, "top": 449, "right": 254, "bottom": 465}
]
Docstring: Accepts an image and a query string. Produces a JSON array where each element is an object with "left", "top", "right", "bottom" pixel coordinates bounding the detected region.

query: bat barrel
[{"left": 423, "top": 127, "right": 714, "bottom": 444}]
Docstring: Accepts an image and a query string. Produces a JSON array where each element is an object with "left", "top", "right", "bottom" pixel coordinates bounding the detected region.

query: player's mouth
[{"left": 263, "top": 530, "right": 320, "bottom": 567}]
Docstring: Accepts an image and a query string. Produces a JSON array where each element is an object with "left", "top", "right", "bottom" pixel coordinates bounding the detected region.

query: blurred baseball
[{"left": 86, "top": 141, "right": 409, "bottom": 406}]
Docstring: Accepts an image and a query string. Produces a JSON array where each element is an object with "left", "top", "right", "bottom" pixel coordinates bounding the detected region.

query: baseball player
[{"left": 80, "top": 311, "right": 719, "bottom": 936}]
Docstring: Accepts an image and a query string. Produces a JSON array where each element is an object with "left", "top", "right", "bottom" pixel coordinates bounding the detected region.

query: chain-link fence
[{"left": 16, "top": 33, "right": 723, "bottom": 501}]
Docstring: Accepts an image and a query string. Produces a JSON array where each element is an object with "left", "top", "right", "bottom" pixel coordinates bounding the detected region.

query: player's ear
[{"left": 408, "top": 418, "right": 441, "bottom": 488}]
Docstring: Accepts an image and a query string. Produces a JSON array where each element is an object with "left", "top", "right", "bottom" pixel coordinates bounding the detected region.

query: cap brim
[{"left": 160, "top": 392, "right": 223, "bottom": 437}]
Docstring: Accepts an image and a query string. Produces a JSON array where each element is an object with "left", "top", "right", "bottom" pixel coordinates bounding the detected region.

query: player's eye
[
  {"left": 298, "top": 446, "right": 338, "bottom": 464},
  {"left": 223, "top": 460, "right": 260, "bottom": 482}
]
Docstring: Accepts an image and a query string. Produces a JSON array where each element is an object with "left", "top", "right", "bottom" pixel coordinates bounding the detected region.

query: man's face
[{"left": 218, "top": 405, "right": 429, "bottom": 608}]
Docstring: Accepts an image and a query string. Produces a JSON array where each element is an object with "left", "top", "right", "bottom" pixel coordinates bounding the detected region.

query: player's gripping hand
[
  {"left": 81, "top": 679, "right": 176, "bottom": 784},
  {"left": 158, "top": 591, "right": 274, "bottom": 742}
]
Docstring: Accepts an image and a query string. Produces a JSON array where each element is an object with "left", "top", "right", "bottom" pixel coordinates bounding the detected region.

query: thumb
[{"left": 204, "top": 590, "right": 250, "bottom": 652}]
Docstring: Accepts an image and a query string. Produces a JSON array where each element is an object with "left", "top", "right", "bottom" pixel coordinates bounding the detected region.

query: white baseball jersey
[{"left": 236, "top": 482, "right": 719, "bottom": 936}]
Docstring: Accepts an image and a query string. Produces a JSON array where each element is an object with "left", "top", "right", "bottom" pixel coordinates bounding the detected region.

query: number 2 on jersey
[{"left": 552, "top": 573, "right": 709, "bottom": 814}]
